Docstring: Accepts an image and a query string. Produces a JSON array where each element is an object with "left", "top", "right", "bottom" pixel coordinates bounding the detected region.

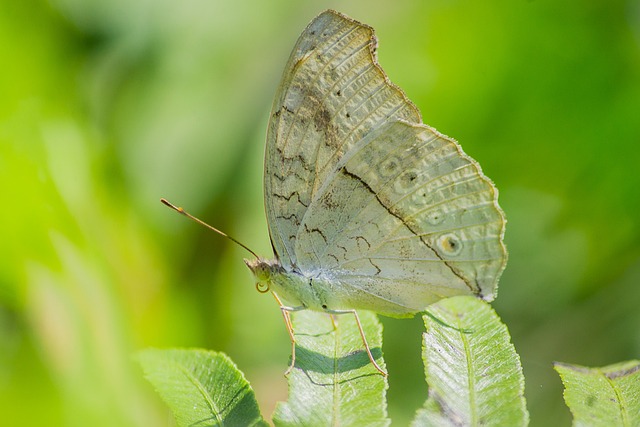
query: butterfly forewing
[{"left": 265, "top": 10, "right": 421, "bottom": 268}]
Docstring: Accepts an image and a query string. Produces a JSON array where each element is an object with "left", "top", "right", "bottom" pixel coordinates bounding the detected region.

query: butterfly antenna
[{"left": 160, "top": 198, "right": 259, "bottom": 259}]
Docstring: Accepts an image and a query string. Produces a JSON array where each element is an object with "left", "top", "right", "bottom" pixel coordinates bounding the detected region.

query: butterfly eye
[{"left": 438, "top": 233, "right": 463, "bottom": 257}]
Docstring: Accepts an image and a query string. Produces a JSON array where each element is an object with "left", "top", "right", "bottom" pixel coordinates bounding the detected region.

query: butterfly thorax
[{"left": 244, "top": 257, "right": 336, "bottom": 312}]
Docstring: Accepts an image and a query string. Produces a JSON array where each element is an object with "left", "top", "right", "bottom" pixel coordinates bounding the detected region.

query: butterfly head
[{"left": 244, "top": 257, "right": 284, "bottom": 293}]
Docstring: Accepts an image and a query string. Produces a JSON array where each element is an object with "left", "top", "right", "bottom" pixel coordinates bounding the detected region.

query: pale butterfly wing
[
  {"left": 265, "top": 10, "right": 506, "bottom": 315},
  {"left": 265, "top": 10, "right": 421, "bottom": 268},
  {"left": 295, "top": 120, "right": 505, "bottom": 316}
]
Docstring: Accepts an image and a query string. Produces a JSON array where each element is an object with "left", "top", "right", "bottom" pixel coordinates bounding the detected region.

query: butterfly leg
[
  {"left": 329, "top": 314, "right": 338, "bottom": 330},
  {"left": 326, "top": 308, "right": 387, "bottom": 377},
  {"left": 271, "top": 292, "right": 306, "bottom": 376}
]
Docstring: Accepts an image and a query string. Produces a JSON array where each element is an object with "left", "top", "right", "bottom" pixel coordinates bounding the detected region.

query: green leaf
[
  {"left": 555, "top": 360, "right": 640, "bottom": 427},
  {"left": 137, "top": 348, "right": 267, "bottom": 427},
  {"left": 413, "top": 296, "right": 528, "bottom": 426},
  {"left": 273, "top": 310, "right": 389, "bottom": 427}
]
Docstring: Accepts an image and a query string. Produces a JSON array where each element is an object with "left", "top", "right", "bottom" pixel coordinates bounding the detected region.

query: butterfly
[{"left": 163, "top": 9, "right": 506, "bottom": 377}]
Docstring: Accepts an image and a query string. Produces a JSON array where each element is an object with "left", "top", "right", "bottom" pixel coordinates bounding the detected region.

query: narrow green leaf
[
  {"left": 555, "top": 360, "right": 640, "bottom": 427},
  {"left": 273, "top": 310, "right": 389, "bottom": 427},
  {"left": 413, "top": 296, "right": 528, "bottom": 426},
  {"left": 137, "top": 348, "right": 267, "bottom": 427}
]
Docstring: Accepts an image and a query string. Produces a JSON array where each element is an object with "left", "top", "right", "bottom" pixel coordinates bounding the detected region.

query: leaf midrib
[
  {"left": 177, "top": 364, "right": 224, "bottom": 426},
  {"left": 604, "top": 372, "right": 629, "bottom": 426},
  {"left": 460, "top": 320, "right": 478, "bottom": 425},
  {"left": 333, "top": 316, "right": 341, "bottom": 427}
]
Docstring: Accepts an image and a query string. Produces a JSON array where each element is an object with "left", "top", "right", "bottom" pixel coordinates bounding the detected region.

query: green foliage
[
  {"left": 140, "top": 300, "right": 640, "bottom": 426},
  {"left": 272, "top": 311, "right": 388, "bottom": 426},
  {"left": 141, "top": 298, "right": 534, "bottom": 426},
  {"left": 137, "top": 349, "right": 267, "bottom": 427},
  {"left": 555, "top": 360, "right": 640, "bottom": 427},
  {"left": 413, "top": 297, "right": 528, "bottom": 426}
]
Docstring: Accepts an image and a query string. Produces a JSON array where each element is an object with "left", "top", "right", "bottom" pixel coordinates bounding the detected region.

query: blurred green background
[{"left": 1, "top": 0, "right": 639, "bottom": 425}]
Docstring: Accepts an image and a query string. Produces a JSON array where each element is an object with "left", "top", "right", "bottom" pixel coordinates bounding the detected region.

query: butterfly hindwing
[{"left": 295, "top": 120, "right": 506, "bottom": 315}]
